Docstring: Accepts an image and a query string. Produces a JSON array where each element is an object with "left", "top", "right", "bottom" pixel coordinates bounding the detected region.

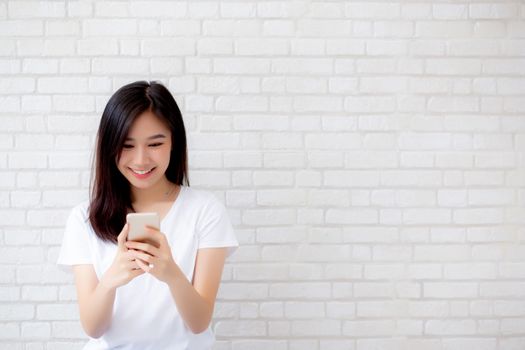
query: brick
[
  {"left": 0, "top": 323, "right": 19, "bottom": 339},
  {"left": 262, "top": 133, "right": 302, "bottom": 150},
  {"left": 469, "top": 3, "right": 519, "bottom": 19},
  {"left": 10, "top": 191, "right": 41, "bottom": 208},
  {"left": 415, "top": 245, "right": 470, "bottom": 262},
  {"left": 285, "top": 302, "right": 324, "bottom": 319},
  {"left": 346, "top": 3, "right": 400, "bottom": 18},
  {"left": 233, "top": 265, "right": 287, "bottom": 281},
  {"left": 272, "top": 58, "right": 332, "bottom": 75},
  {"left": 454, "top": 208, "right": 503, "bottom": 225},
  {"left": 326, "top": 209, "right": 378, "bottom": 224},
  {"left": 0, "top": 77, "right": 35, "bottom": 94},
  {"left": 292, "top": 320, "right": 340, "bottom": 336},
  {"left": 0, "top": 286, "right": 19, "bottom": 302},
  {"left": 297, "top": 19, "right": 350, "bottom": 37},
  {"left": 374, "top": 21, "right": 414, "bottom": 37},
  {"left": 269, "top": 282, "right": 331, "bottom": 299},
  {"left": 481, "top": 282, "right": 525, "bottom": 297},
  {"left": 92, "top": 58, "right": 148, "bottom": 75},
  {"left": 235, "top": 38, "right": 288, "bottom": 55},
  {"left": 365, "top": 264, "right": 405, "bottom": 278},
  {"left": 416, "top": 21, "right": 472, "bottom": 37},
  {"left": 381, "top": 170, "right": 441, "bottom": 187},
  {"left": 426, "top": 58, "right": 481, "bottom": 75},
  {"left": 129, "top": 1, "right": 187, "bottom": 18},
  {"left": 426, "top": 320, "right": 476, "bottom": 335},
  {"left": 361, "top": 77, "right": 408, "bottom": 94},
  {"left": 424, "top": 282, "right": 478, "bottom": 299},
  {"left": 428, "top": 97, "right": 479, "bottom": 112},
  {"left": 8, "top": 153, "right": 47, "bottom": 169},
  {"left": 8, "top": 2, "right": 65, "bottom": 18},
  {"left": 253, "top": 171, "right": 293, "bottom": 187},
  {"left": 367, "top": 39, "right": 407, "bottom": 55},
  {"left": 83, "top": 19, "right": 137, "bottom": 36},
  {"left": 449, "top": 39, "right": 500, "bottom": 56},
  {"left": 77, "top": 38, "right": 118, "bottom": 55},
  {"left": 444, "top": 263, "right": 497, "bottom": 279},
  {"left": 345, "top": 96, "right": 396, "bottom": 113},
  {"left": 343, "top": 320, "right": 395, "bottom": 337},
  {"left": 410, "top": 39, "right": 446, "bottom": 56},
  {"left": 215, "top": 320, "right": 266, "bottom": 336},
  {"left": 141, "top": 38, "right": 195, "bottom": 56},
  {"left": 263, "top": 152, "right": 305, "bottom": 168},
  {"left": 213, "top": 58, "right": 270, "bottom": 74},
  {"left": 216, "top": 96, "right": 268, "bottom": 112},
  {"left": 0, "top": 305, "right": 34, "bottom": 321},
  {"left": 21, "top": 322, "right": 50, "bottom": 338},
  {"left": 51, "top": 321, "right": 85, "bottom": 338},
  {"left": 243, "top": 209, "right": 295, "bottom": 226},
  {"left": 433, "top": 4, "right": 468, "bottom": 19},
  {"left": 256, "top": 2, "right": 288, "bottom": 18},
  {"left": 40, "top": 39, "right": 75, "bottom": 56},
  {"left": 232, "top": 340, "right": 287, "bottom": 350},
  {"left": 325, "top": 170, "right": 380, "bottom": 188},
  {"left": 263, "top": 20, "right": 294, "bottom": 37},
  {"left": 220, "top": 2, "right": 256, "bottom": 18},
  {"left": 498, "top": 78, "right": 525, "bottom": 95},
  {"left": 0, "top": 96, "right": 19, "bottom": 112},
  {"left": 0, "top": 20, "right": 43, "bottom": 36},
  {"left": 257, "top": 189, "right": 306, "bottom": 206}
]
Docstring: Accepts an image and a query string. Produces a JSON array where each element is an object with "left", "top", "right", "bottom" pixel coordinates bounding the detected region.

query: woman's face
[{"left": 117, "top": 110, "right": 172, "bottom": 191}]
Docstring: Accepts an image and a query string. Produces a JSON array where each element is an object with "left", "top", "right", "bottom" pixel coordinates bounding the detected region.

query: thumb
[{"left": 117, "top": 223, "right": 129, "bottom": 251}]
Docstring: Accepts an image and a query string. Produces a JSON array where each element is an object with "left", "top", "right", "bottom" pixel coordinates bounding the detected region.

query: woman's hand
[
  {"left": 125, "top": 227, "right": 180, "bottom": 283},
  {"left": 99, "top": 223, "right": 145, "bottom": 291}
]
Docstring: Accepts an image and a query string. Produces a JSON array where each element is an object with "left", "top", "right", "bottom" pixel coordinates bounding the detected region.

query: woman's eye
[
  {"left": 123, "top": 144, "right": 134, "bottom": 149},
  {"left": 149, "top": 143, "right": 163, "bottom": 147}
]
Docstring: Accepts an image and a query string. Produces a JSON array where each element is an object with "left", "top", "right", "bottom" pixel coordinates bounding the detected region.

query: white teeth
[{"left": 132, "top": 168, "right": 153, "bottom": 175}]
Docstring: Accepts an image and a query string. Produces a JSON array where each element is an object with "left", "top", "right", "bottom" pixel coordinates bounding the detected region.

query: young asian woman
[{"left": 57, "top": 81, "right": 238, "bottom": 349}]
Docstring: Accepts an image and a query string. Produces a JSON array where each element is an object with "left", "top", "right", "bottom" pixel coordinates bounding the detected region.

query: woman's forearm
[
  {"left": 78, "top": 281, "right": 117, "bottom": 338},
  {"left": 166, "top": 267, "right": 213, "bottom": 334}
]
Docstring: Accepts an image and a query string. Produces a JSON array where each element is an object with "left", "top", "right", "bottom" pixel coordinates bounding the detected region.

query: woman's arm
[
  {"left": 72, "top": 265, "right": 116, "bottom": 338},
  {"left": 72, "top": 224, "right": 144, "bottom": 338},
  {"left": 127, "top": 233, "right": 228, "bottom": 334},
  {"left": 167, "top": 247, "right": 228, "bottom": 334}
]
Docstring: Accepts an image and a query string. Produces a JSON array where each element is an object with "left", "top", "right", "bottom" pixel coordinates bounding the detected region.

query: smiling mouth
[{"left": 130, "top": 168, "right": 155, "bottom": 175}]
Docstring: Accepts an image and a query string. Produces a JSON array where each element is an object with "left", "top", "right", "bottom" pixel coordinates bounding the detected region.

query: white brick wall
[{"left": 1, "top": 0, "right": 524, "bottom": 349}]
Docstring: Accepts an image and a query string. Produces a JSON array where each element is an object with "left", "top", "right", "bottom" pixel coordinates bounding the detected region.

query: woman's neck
[{"left": 130, "top": 177, "right": 175, "bottom": 206}]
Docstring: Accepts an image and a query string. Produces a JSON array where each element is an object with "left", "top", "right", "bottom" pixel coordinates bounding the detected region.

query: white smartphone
[{"left": 126, "top": 212, "right": 160, "bottom": 245}]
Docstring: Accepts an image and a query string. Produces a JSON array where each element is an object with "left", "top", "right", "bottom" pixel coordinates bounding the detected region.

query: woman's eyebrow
[{"left": 125, "top": 134, "right": 167, "bottom": 141}]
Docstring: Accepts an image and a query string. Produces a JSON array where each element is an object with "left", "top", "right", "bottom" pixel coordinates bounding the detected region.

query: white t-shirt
[{"left": 57, "top": 186, "right": 238, "bottom": 350}]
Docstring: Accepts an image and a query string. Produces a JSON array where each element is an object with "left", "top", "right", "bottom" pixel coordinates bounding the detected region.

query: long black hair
[{"left": 89, "top": 81, "right": 189, "bottom": 243}]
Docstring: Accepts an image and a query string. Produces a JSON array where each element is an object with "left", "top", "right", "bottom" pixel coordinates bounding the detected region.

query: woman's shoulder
[
  {"left": 68, "top": 200, "right": 90, "bottom": 222},
  {"left": 181, "top": 186, "right": 225, "bottom": 210}
]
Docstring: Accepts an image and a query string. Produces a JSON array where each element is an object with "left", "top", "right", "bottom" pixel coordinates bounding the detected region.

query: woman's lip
[{"left": 129, "top": 167, "right": 155, "bottom": 179}]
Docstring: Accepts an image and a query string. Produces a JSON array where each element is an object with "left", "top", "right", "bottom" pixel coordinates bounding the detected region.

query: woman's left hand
[{"left": 125, "top": 227, "right": 179, "bottom": 283}]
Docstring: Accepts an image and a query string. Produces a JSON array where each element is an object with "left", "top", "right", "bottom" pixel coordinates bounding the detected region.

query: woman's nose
[{"left": 133, "top": 146, "right": 149, "bottom": 165}]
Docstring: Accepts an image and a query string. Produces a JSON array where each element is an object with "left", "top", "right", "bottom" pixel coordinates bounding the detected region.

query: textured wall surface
[{"left": 1, "top": 0, "right": 525, "bottom": 349}]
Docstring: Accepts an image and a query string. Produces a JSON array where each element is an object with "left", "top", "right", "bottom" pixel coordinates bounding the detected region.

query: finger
[
  {"left": 145, "top": 227, "right": 169, "bottom": 249},
  {"left": 125, "top": 241, "right": 160, "bottom": 256},
  {"left": 117, "top": 223, "right": 129, "bottom": 252},
  {"left": 145, "top": 227, "right": 166, "bottom": 241},
  {"left": 135, "top": 258, "right": 153, "bottom": 273},
  {"left": 131, "top": 251, "right": 153, "bottom": 264},
  {"left": 130, "top": 267, "right": 146, "bottom": 278},
  {"left": 145, "top": 226, "right": 160, "bottom": 233},
  {"left": 128, "top": 259, "right": 141, "bottom": 269},
  {"left": 123, "top": 250, "right": 135, "bottom": 260}
]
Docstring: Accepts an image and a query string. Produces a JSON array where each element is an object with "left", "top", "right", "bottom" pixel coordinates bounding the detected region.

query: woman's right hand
[{"left": 99, "top": 223, "right": 145, "bottom": 291}]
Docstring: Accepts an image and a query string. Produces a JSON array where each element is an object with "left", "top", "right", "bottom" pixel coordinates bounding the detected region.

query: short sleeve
[
  {"left": 196, "top": 196, "right": 238, "bottom": 256},
  {"left": 57, "top": 203, "right": 94, "bottom": 271}
]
